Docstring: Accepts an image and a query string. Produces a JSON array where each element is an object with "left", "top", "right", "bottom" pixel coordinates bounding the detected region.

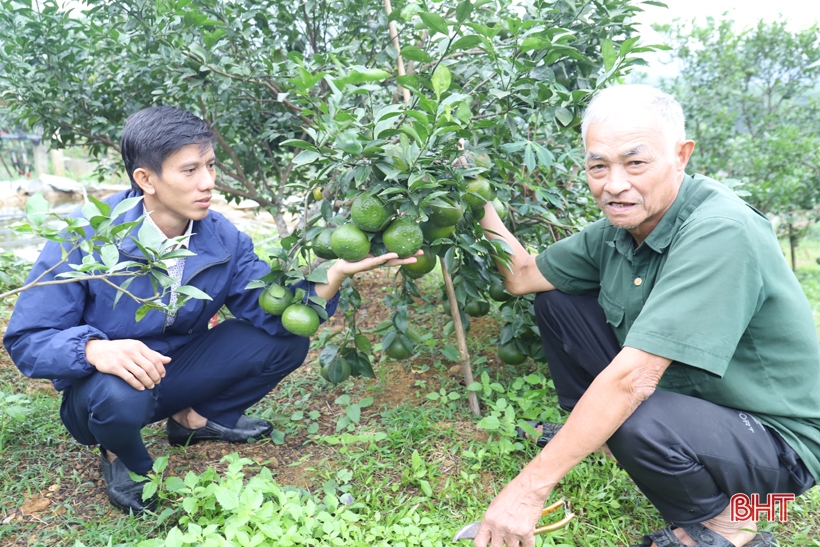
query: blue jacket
[{"left": 4, "top": 190, "right": 338, "bottom": 391}]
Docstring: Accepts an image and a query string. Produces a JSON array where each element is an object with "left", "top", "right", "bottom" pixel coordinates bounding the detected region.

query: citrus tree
[{"left": 1, "top": 0, "right": 659, "bottom": 412}]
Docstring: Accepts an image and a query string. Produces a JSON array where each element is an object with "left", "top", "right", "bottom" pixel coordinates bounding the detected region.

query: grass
[{"left": 1, "top": 234, "right": 819, "bottom": 546}]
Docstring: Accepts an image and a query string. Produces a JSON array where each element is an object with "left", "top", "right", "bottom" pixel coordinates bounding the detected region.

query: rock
[{"left": 39, "top": 174, "right": 84, "bottom": 194}]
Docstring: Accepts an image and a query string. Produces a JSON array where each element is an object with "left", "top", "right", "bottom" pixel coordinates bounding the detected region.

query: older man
[{"left": 476, "top": 85, "right": 819, "bottom": 547}]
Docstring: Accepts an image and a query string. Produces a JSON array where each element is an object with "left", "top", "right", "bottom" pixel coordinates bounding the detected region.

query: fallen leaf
[{"left": 20, "top": 497, "right": 50, "bottom": 515}]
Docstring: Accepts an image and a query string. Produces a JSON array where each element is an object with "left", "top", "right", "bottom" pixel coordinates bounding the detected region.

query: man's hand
[
  {"left": 474, "top": 471, "right": 551, "bottom": 547},
  {"left": 85, "top": 339, "right": 171, "bottom": 391},
  {"left": 333, "top": 251, "right": 422, "bottom": 277},
  {"left": 313, "top": 251, "right": 424, "bottom": 300}
]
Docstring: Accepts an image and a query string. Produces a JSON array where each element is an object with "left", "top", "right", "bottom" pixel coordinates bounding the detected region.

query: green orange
[
  {"left": 497, "top": 341, "right": 528, "bottom": 365},
  {"left": 258, "top": 285, "right": 293, "bottom": 316},
  {"left": 313, "top": 228, "right": 338, "bottom": 259},
  {"left": 281, "top": 304, "right": 321, "bottom": 337},
  {"left": 463, "top": 175, "right": 497, "bottom": 210},
  {"left": 331, "top": 224, "right": 371, "bottom": 261},
  {"left": 429, "top": 197, "right": 464, "bottom": 227},
  {"left": 382, "top": 218, "right": 423, "bottom": 258},
  {"left": 421, "top": 221, "right": 456, "bottom": 243},
  {"left": 351, "top": 194, "right": 393, "bottom": 232},
  {"left": 401, "top": 246, "right": 436, "bottom": 278}
]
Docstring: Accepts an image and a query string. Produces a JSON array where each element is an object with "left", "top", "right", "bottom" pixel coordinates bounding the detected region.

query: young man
[
  {"left": 474, "top": 85, "right": 818, "bottom": 547},
  {"left": 4, "top": 106, "right": 416, "bottom": 514}
]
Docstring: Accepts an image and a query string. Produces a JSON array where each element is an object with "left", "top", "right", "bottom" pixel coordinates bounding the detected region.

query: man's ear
[
  {"left": 675, "top": 140, "right": 696, "bottom": 172},
  {"left": 132, "top": 167, "right": 156, "bottom": 195}
]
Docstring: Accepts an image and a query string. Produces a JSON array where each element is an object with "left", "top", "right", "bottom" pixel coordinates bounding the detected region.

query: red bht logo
[{"left": 730, "top": 493, "right": 795, "bottom": 522}]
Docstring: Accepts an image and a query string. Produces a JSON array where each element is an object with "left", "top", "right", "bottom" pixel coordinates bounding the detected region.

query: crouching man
[
  {"left": 475, "top": 85, "right": 819, "bottom": 547},
  {"left": 4, "top": 106, "right": 416, "bottom": 514}
]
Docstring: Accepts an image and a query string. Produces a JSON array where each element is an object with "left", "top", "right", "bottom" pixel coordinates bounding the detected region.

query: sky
[{"left": 631, "top": 0, "right": 820, "bottom": 78}]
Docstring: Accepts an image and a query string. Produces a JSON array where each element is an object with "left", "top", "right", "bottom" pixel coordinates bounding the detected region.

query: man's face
[
  {"left": 584, "top": 111, "right": 691, "bottom": 244},
  {"left": 139, "top": 143, "right": 216, "bottom": 236}
]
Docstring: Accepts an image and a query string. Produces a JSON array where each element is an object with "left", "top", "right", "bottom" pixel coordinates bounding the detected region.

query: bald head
[{"left": 581, "top": 85, "right": 686, "bottom": 150}]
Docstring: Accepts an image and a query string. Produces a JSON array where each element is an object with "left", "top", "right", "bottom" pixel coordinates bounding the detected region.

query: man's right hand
[{"left": 85, "top": 339, "right": 171, "bottom": 390}]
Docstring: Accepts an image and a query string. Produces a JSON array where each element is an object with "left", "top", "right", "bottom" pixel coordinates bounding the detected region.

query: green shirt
[{"left": 536, "top": 174, "right": 820, "bottom": 482}]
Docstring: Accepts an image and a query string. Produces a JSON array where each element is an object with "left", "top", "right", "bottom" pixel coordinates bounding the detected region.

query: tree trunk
[
  {"left": 788, "top": 222, "right": 797, "bottom": 272},
  {"left": 440, "top": 258, "right": 480, "bottom": 416},
  {"left": 274, "top": 213, "right": 290, "bottom": 238}
]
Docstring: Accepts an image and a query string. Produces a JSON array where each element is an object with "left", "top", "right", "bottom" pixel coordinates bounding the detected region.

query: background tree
[{"left": 656, "top": 18, "right": 820, "bottom": 270}]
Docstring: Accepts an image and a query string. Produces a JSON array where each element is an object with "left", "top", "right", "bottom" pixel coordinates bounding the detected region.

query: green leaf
[
  {"left": 520, "top": 36, "right": 546, "bottom": 53},
  {"left": 175, "top": 285, "right": 213, "bottom": 301},
  {"left": 142, "top": 481, "right": 158, "bottom": 501},
  {"left": 456, "top": 0, "right": 472, "bottom": 23},
  {"left": 602, "top": 38, "right": 616, "bottom": 71},
  {"left": 100, "top": 243, "right": 119, "bottom": 270},
  {"left": 293, "top": 150, "right": 321, "bottom": 166},
  {"left": 442, "top": 345, "right": 461, "bottom": 362},
  {"left": 451, "top": 35, "right": 482, "bottom": 50},
  {"left": 432, "top": 64, "right": 452, "bottom": 98},
  {"left": 137, "top": 222, "right": 162, "bottom": 253},
  {"left": 419, "top": 12, "right": 449, "bottom": 36},
  {"left": 214, "top": 486, "right": 239, "bottom": 511},
  {"left": 346, "top": 404, "right": 361, "bottom": 423},
  {"left": 135, "top": 304, "right": 152, "bottom": 322},
  {"left": 355, "top": 334, "right": 372, "bottom": 353},
  {"left": 477, "top": 415, "right": 500, "bottom": 430},
  {"left": 152, "top": 455, "right": 169, "bottom": 473},
  {"left": 110, "top": 196, "right": 142, "bottom": 219},
  {"left": 25, "top": 193, "right": 50, "bottom": 227},
  {"left": 280, "top": 139, "right": 318, "bottom": 151},
  {"left": 401, "top": 45, "right": 431, "bottom": 63},
  {"left": 555, "top": 107, "right": 573, "bottom": 127},
  {"left": 164, "top": 476, "right": 186, "bottom": 492}
]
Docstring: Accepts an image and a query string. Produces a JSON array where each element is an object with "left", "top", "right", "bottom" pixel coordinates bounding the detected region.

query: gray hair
[{"left": 581, "top": 85, "right": 686, "bottom": 148}]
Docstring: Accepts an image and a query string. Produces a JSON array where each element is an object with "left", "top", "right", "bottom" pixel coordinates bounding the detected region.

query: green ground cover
[{"left": 1, "top": 234, "right": 819, "bottom": 546}]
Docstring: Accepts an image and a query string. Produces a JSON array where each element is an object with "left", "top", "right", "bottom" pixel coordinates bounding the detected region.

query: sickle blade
[{"left": 453, "top": 521, "right": 481, "bottom": 541}]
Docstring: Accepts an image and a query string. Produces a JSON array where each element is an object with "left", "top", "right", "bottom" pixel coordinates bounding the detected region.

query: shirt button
[{"left": 634, "top": 277, "right": 643, "bottom": 286}]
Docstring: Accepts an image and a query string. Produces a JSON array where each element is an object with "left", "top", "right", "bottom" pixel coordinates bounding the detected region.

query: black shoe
[
  {"left": 165, "top": 415, "right": 274, "bottom": 446},
  {"left": 516, "top": 421, "right": 563, "bottom": 448},
  {"left": 100, "top": 451, "right": 157, "bottom": 514}
]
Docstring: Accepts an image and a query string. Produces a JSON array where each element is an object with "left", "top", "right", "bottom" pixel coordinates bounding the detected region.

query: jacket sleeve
[
  {"left": 3, "top": 241, "right": 109, "bottom": 385},
  {"left": 223, "top": 230, "right": 340, "bottom": 336}
]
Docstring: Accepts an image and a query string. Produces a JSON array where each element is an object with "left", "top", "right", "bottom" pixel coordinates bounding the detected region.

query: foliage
[
  {"left": 136, "top": 453, "right": 453, "bottom": 547},
  {"left": 2, "top": 192, "right": 211, "bottom": 319},
  {"left": 656, "top": 18, "right": 820, "bottom": 248}
]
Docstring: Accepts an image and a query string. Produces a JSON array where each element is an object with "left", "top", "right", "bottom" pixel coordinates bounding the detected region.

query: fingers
[{"left": 86, "top": 339, "right": 170, "bottom": 391}]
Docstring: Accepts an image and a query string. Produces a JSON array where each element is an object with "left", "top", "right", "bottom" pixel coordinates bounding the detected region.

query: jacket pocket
[{"left": 598, "top": 291, "right": 625, "bottom": 328}]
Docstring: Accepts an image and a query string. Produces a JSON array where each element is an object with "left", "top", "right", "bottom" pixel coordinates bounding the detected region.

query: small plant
[
  {"left": 469, "top": 371, "right": 563, "bottom": 454},
  {"left": 333, "top": 395, "right": 374, "bottom": 433},
  {"left": 0, "top": 390, "right": 33, "bottom": 451}
]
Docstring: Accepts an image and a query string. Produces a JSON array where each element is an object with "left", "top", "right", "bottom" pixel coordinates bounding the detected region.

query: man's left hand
[
  {"left": 313, "top": 251, "right": 424, "bottom": 301},
  {"left": 474, "top": 472, "right": 550, "bottom": 547},
  {"left": 333, "top": 251, "right": 423, "bottom": 277}
]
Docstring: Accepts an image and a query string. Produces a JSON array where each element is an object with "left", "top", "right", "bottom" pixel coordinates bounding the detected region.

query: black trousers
[
  {"left": 60, "top": 319, "right": 309, "bottom": 475},
  {"left": 533, "top": 290, "right": 815, "bottom": 525}
]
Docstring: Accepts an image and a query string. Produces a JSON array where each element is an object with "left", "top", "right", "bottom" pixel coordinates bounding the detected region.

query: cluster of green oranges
[{"left": 258, "top": 285, "right": 321, "bottom": 337}]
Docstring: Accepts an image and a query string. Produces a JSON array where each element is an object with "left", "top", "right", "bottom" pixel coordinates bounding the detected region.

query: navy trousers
[
  {"left": 533, "top": 290, "right": 815, "bottom": 525},
  {"left": 59, "top": 319, "right": 309, "bottom": 475}
]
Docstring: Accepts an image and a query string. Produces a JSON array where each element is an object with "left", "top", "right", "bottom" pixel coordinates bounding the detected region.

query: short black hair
[{"left": 121, "top": 106, "right": 215, "bottom": 193}]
